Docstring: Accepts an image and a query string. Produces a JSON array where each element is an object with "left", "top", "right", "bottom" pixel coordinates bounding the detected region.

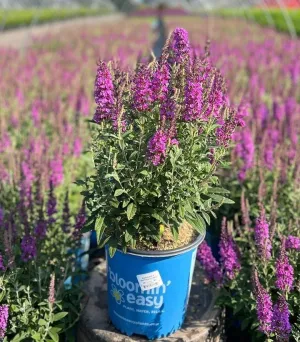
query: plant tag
[{"left": 136, "top": 271, "right": 163, "bottom": 291}]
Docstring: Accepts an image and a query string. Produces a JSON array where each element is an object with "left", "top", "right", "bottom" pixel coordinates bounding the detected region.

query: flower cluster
[
  {"left": 275, "top": 239, "right": 294, "bottom": 293},
  {"left": 254, "top": 210, "right": 272, "bottom": 260},
  {"left": 197, "top": 241, "right": 222, "bottom": 284},
  {"left": 0, "top": 305, "right": 9, "bottom": 339},
  {"left": 219, "top": 218, "right": 240, "bottom": 280}
]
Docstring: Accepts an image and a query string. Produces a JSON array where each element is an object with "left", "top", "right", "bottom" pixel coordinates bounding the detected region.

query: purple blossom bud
[
  {"left": 147, "top": 130, "right": 168, "bottom": 166},
  {"left": 253, "top": 270, "right": 273, "bottom": 335},
  {"left": 21, "top": 235, "right": 37, "bottom": 262},
  {"left": 169, "top": 28, "right": 190, "bottom": 64},
  {"left": 62, "top": 191, "right": 71, "bottom": 233},
  {"left": 49, "top": 156, "right": 64, "bottom": 186},
  {"left": 219, "top": 218, "right": 240, "bottom": 280},
  {"left": 0, "top": 305, "right": 9, "bottom": 339},
  {"left": 183, "top": 72, "right": 202, "bottom": 122},
  {"left": 286, "top": 236, "right": 300, "bottom": 250},
  {"left": 254, "top": 210, "right": 272, "bottom": 260},
  {"left": 73, "top": 138, "right": 82, "bottom": 157},
  {"left": 197, "top": 241, "right": 222, "bottom": 284},
  {"left": 0, "top": 254, "right": 5, "bottom": 271},
  {"left": 47, "top": 180, "right": 57, "bottom": 224},
  {"left": 271, "top": 296, "right": 291, "bottom": 341},
  {"left": 160, "top": 96, "right": 176, "bottom": 121},
  {"left": 234, "top": 129, "right": 255, "bottom": 181},
  {"left": 132, "top": 64, "right": 153, "bottom": 112},
  {"left": 275, "top": 238, "right": 294, "bottom": 293},
  {"left": 73, "top": 202, "right": 86, "bottom": 239},
  {"left": 93, "top": 61, "right": 115, "bottom": 123},
  {"left": 151, "top": 63, "right": 170, "bottom": 103}
]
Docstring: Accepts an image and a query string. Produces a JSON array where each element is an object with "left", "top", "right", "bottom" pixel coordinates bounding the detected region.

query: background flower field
[{"left": 0, "top": 6, "right": 299, "bottom": 341}]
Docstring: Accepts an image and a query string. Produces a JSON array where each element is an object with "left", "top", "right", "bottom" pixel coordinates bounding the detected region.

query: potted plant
[{"left": 81, "top": 28, "right": 240, "bottom": 339}]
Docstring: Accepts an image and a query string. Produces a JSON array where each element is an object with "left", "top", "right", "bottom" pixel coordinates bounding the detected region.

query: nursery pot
[{"left": 106, "top": 232, "right": 205, "bottom": 340}]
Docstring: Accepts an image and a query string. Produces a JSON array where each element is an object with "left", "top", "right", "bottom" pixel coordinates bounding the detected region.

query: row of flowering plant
[
  {"left": 197, "top": 162, "right": 300, "bottom": 341},
  {"left": 80, "top": 28, "right": 243, "bottom": 255},
  {"left": 0, "top": 180, "right": 86, "bottom": 341}
]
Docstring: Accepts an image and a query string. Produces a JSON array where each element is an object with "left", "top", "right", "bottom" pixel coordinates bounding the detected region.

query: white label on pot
[{"left": 137, "top": 271, "right": 163, "bottom": 292}]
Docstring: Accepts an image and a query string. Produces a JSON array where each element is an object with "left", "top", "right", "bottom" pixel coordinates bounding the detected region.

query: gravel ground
[{"left": 0, "top": 14, "right": 123, "bottom": 49}]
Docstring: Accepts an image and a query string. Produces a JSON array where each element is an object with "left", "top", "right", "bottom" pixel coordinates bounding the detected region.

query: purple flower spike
[
  {"left": 286, "top": 236, "right": 300, "bottom": 250},
  {"left": 219, "top": 218, "right": 240, "bottom": 280},
  {"left": 197, "top": 241, "right": 222, "bottom": 284},
  {"left": 0, "top": 305, "right": 9, "bottom": 339},
  {"left": 147, "top": 130, "right": 168, "bottom": 166},
  {"left": 132, "top": 64, "right": 153, "bottom": 112},
  {"left": 21, "top": 235, "right": 37, "bottom": 262},
  {"left": 0, "top": 254, "right": 5, "bottom": 271},
  {"left": 183, "top": 73, "right": 202, "bottom": 122},
  {"left": 253, "top": 270, "right": 273, "bottom": 335},
  {"left": 169, "top": 28, "right": 190, "bottom": 64},
  {"left": 272, "top": 296, "right": 291, "bottom": 342},
  {"left": 93, "top": 61, "right": 115, "bottom": 123},
  {"left": 152, "top": 63, "right": 170, "bottom": 103},
  {"left": 254, "top": 209, "right": 272, "bottom": 260},
  {"left": 275, "top": 238, "right": 294, "bottom": 293},
  {"left": 47, "top": 180, "right": 57, "bottom": 224},
  {"left": 73, "top": 202, "right": 86, "bottom": 239}
]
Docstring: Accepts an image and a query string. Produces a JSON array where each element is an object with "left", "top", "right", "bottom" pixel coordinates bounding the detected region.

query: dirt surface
[
  {"left": 0, "top": 14, "right": 123, "bottom": 49},
  {"left": 136, "top": 221, "right": 199, "bottom": 251}
]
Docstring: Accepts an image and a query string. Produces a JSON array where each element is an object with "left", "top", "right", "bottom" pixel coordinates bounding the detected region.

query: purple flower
[
  {"left": 73, "top": 138, "right": 82, "bottom": 157},
  {"left": 73, "top": 202, "right": 86, "bottom": 239},
  {"left": 93, "top": 61, "right": 115, "bottom": 123},
  {"left": 147, "top": 130, "right": 168, "bottom": 166},
  {"left": 47, "top": 180, "right": 57, "bottom": 224},
  {"left": 21, "top": 235, "right": 37, "bottom": 262},
  {"left": 49, "top": 156, "right": 64, "bottom": 186},
  {"left": 197, "top": 241, "right": 222, "bottom": 284},
  {"left": 132, "top": 64, "right": 153, "bottom": 112},
  {"left": 234, "top": 129, "right": 255, "bottom": 181},
  {"left": 0, "top": 207, "right": 4, "bottom": 225},
  {"left": 286, "top": 236, "right": 300, "bottom": 250},
  {"left": 272, "top": 296, "right": 291, "bottom": 341},
  {"left": 0, "top": 305, "right": 9, "bottom": 339},
  {"left": 183, "top": 72, "right": 202, "bottom": 122},
  {"left": 160, "top": 96, "right": 176, "bottom": 121},
  {"left": 254, "top": 210, "right": 272, "bottom": 260},
  {"left": 62, "top": 191, "right": 71, "bottom": 233},
  {"left": 0, "top": 253, "right": 5, "bottom": 271},
  {"left": 151, "top": 63, "right": 170, "bottom": 103},
  {"left": 0, "top": 132, "right": 11, "bottom": 153},
  {"left": 275, "top": 238, "right": 294, "bottom": 292},
  {"left": 253, "top": 270, "right": 273, "bottom": 335},
  {"left": 216, "top": 111, "right": 238, "bottom": 147},
  {"left": 219, "top": 217, "right": 240, "bottom": 280},
  {"left": 169, "top": 28, "right": 190, "bottom": 64}
]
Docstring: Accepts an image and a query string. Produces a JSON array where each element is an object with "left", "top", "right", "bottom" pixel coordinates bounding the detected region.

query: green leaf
[
  {"left": 202, "top": 212, "right": 210, "bottom": 225},
  {"left": 48, "top": 330, "right": 59, "bottom": 342},
  {"left": 114, "top": 189, "right": 125, "bottom": 197},
  {"left": 127, "top": 203, "right": 137, "bottom": 220},
  {"left": 38, "top": 319, "right": 47, "bottom": 326},
  {"left": 95, "top": 216, "right": 105, "bottom": 244},
  {"left": 152, "top": 213, "right": 167, "bottom": 225},
  {"left": 209, "top": 194, "right": 234, "bottom": 204},
  {"left": 109, "top": 246, "right": 117, "bottom": 258},
  {"left": 53, "top": 312, "right": 68, "bottom": 322},
  {"left": 140, "top": 170, "right": 149, "bottom": 176}
]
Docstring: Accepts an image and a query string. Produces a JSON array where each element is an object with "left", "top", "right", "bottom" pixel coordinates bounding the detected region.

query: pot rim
[{"left": 116, "top": 230, "right": 205, "bottom": 258}]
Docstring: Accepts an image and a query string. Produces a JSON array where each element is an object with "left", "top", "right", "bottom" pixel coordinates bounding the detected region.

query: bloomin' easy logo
[
  {"left": 111, "top": 284, "right": 125, "bottom": 305},
  {"left": 109, "top": 267, "right": 171, "bottom": 309}
]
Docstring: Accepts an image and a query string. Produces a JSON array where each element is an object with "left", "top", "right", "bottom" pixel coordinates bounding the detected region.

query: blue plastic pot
[{"left": 106, "top": 232, "right": 205, "bottom": 340}]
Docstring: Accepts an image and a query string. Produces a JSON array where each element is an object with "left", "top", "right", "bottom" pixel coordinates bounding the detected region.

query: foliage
[
  {"left": 0, "top": 183, "right": 84, "bottom": 341},
  {"left": 0, "top": 7, "right": 111, "bottom": 30}
]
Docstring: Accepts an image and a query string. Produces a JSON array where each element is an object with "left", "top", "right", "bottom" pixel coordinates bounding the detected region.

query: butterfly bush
[{"left": 81, "top": 28, "right": 239, "bottom": 255}]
